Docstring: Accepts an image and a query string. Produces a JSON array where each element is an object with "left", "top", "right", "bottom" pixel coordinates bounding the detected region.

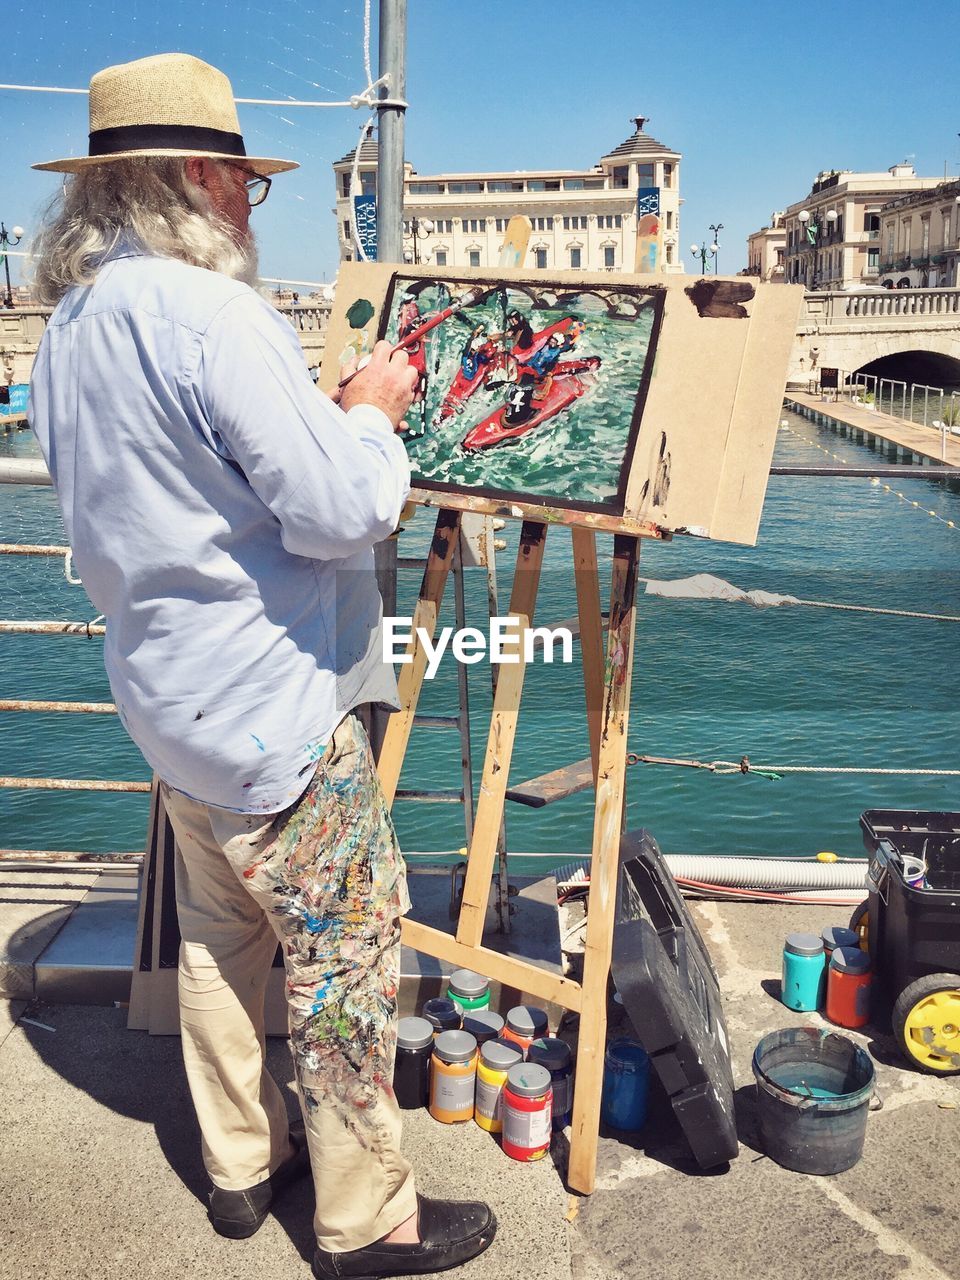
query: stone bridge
[
  {"left": 789, "top": 286, "right": 960, "bottom": 385},
  {"left": 1, "top": 303, "right": 330, "bottom": 387},
  {"left": 5, "top": 288, "right": 960, "bottom": 392}
]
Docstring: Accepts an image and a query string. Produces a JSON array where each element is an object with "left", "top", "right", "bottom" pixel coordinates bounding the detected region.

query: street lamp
[
  {"left": 690, "top": 240, "right": 718, "bottom": 273},
  {"left": 1, "top": 223, "right": 25, "bottom": 308},
  {"left": 709, "top": 223, "right": 724, "bottom": 273},
  {"left": 796, "top": 208, "right": 837, "bottom": 288},
  {"left": 404, "top": 216, "right": 434, "bottom": 265}
]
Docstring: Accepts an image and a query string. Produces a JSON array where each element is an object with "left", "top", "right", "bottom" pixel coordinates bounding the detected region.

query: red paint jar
[
  {"left": 501, "top": 1062, "right": 552, "bottom": 1161},
  {"left": 502, "top": 1005, "right": 549, "bottom": 1058},
  {"left": 826, "top": 946, "right": 872, "bottom": 1029}
]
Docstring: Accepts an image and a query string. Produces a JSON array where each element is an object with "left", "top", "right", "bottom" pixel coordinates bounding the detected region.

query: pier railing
[{"left": 812, "top": 370, "right": 960, "bottom": 458}]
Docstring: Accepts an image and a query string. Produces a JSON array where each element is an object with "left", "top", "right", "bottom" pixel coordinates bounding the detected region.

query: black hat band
[{"left": 89, "top": 124, "right": 247, "bottom": 157}]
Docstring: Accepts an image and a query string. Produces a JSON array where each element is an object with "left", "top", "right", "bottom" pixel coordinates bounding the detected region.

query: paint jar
[
  {"left": 474, "top": 1038, "right": 523, "bottom": 1134},
  {"left": 781, "top": 932, "right": 826, "bottom": 1012},
  {"left": 826, "top": 947, "right": 872, "bottom": 1030},
  {"left": 901, "top": 856, "right": 927, "bottom": 889},
  {"left": 527, "top": 1037, "right": 574, "bottom": 1130},
  {"left": 462, "top": 1009, "right": 504, "bottom": 1046},
  {"left": 394, "top": 1016, "right": 434, "bottom": 1110},
  {"left": 502, "top": 1005, "right": 549, "bottom": 1057},
  {"left": 446, "top": 969, "right": 491, "bottom": 1015},
  {"left": 502, "top": 1062, "right": 553, "bottom": 1161},
  {"left": 429, "top": 1030, "right": 478, "bottom": 1124},
  {"left": 600, "top": 1038, "right": 650, "bottom": 1132},
  {"left": 422, "top": 997, "right": 461, "bottom": 1036},
  {"left": 821, "top": 926, "right": 859, "bottom": 965}
]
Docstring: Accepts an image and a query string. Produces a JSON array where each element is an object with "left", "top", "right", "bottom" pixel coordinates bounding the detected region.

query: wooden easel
[{"left": 377, "top": 508, "right": 642, "bottom": 1196}]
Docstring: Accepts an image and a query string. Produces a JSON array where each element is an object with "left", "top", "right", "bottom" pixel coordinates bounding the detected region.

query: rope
[
  {"left": 0, "top": 81, "right": 396, "bottom": 110},
  {"left": 631, "top": 753, "right": 960, "bottom": 779}
]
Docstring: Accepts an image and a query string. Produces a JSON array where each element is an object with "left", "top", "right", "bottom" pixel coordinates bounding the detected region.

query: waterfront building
[
  {"left": 744, "top": 212, "right": 785, "bottom": 281},
  {"left": 876, "top": 179, "right": 960, "bottom": 288},
  {"left": 782, "top": 164, "right": 942, "bottom": 290},
  {"left": 332, "top": 117, "right": 684, "bottom": 274}
]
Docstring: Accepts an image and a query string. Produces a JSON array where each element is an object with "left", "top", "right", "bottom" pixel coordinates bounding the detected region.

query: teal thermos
[{"left": 781, "top": 932, "right": 826, "bottom": 1012}]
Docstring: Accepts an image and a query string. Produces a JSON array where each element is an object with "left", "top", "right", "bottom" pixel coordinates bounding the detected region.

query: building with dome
[{"left": 332, "top": 117, "right": 683, "bottom": 274}]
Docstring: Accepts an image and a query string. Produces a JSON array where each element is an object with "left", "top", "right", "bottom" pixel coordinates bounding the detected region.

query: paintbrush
[{"left": 336, "top": 286, "right": 491, "bottom": 391}]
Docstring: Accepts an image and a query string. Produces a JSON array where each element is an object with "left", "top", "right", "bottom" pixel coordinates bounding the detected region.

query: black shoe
[
  {"left": 312, "top": 1194, "right": 496, "bottom": 1279},
  {"left": 208, "top": 1123, "right": 310, "bottom": 1239}
]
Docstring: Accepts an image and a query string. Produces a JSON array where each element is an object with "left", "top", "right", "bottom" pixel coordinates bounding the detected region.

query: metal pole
[
  {"left": 369, "top": 0, "right": 407, "bottom": 759},
  {"left": 377, "top": 0, "right": 406, "bottom": 265},
  {"left": 1, "top": 225, "right": 12, "bottom": 309}
]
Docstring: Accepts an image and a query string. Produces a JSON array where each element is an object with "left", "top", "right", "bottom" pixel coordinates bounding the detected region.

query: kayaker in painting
[
  {"left": 28, "top": 52, "right": 496, "bottom": 1280},
  {"left": 434, "top": 322, "right": 500, "bottom": 422}
]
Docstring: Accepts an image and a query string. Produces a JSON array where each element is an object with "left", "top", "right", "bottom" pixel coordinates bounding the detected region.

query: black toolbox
[{"left": 611, "top": 829, "right": 739, "bottom": 1169}]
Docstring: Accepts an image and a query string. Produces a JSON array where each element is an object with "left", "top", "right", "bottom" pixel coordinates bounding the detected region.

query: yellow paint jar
[
  {"left": 474, "top": 1038, "right": 523, "bottom": 1133},
  {"left": 429, "top": 1030, "right": 478, "bottom": 1124}
]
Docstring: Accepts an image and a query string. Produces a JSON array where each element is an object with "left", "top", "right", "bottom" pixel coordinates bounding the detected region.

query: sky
[{"left": 3, "top": 0, "right": 958, "bottom": 289}]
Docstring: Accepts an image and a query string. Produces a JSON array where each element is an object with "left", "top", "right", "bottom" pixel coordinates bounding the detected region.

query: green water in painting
[
  {"left": 386, "top": 283, "right": 657, "bottom": 505},
  {"left": 2, "top": 410, "right": 959, "bottom": 863}
]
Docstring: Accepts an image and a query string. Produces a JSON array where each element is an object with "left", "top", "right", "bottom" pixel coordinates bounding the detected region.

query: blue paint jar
[
  {"left": 527, "top": 1036, "right": 574, "bottom": 1130},
  {"left": 782, "top": 932, "right": 826, "bottom": 1012},
  {"left": 600, "top": 1038, "right": 650, "bottom": 1132}
]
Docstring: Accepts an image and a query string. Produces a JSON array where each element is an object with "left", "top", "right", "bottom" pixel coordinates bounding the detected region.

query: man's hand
[{"left": 339, "top": 341, "right": 417, "bottom": 432}]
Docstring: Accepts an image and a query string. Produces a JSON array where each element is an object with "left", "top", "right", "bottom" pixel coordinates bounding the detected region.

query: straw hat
[{"left": 33, "top": 53, "right": 298, "bottom": 176}]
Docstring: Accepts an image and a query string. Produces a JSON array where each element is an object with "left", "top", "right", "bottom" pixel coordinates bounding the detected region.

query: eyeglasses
[{"left": 228, "top": 164, "right": 272, "bottom": 207}]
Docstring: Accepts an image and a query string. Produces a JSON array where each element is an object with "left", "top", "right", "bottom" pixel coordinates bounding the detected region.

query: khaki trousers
[{"left": 161, "top": 714, "right": 417, "bottom": 1252}]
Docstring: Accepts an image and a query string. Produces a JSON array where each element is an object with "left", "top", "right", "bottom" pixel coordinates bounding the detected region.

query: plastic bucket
[{"left": 752, "top": 1027, "right": 878, "bottom": 1174}]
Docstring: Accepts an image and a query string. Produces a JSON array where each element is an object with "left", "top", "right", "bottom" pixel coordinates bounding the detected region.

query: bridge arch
[{"left": 855, "top": 347, "right": 960, "bottom": 387}]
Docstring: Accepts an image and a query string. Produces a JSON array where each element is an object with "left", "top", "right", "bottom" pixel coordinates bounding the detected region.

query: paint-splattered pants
[{"left": 161, "top": 714, "right": 417, "bottom": 1252}]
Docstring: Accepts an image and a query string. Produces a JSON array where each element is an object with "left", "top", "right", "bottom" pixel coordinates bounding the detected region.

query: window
[
  {"left": 603, "top": 246, "right": 615, "bottom": 268},
  {"left": 597, "top": 215, "right": 622, "bottom": 229},
  {"left": 532, "top": 217, "right": 553, "bottom": 231},
  {"left": 866, "top": 248, "right": 879, "bottom": 271},
  {"left": 563, "top": 178, "right": 584, "bottom": 190},
  {"left": 612, "top": 166, "right": 630, "bottom": 189},
  {"left": 465, "top": 219, "right": 486, "bottom": 233},
  {"left": 360, "top": 171, "right": 376, "bottom": 196},
  {"left": 342, "top": 220, "right": 351, "bottom": 240},
  {"left": 488, "top": 180, "right": 524, "bottom": 193},
  {"left": 942, "top": 213, "right": 951, "bottom": 249},
  {"left": 665, "top": 211, "right": 674, "bottom": 230},
  {"left": 535, "top": 248, "right": 547, "bottom": 269},
  {"left": 638, "top": 164, "right": 654, "bottom": 185},
  {"left": 402, "top": 220, "right": 410, "bottom": 234},
  {"left": 409, "top": 182, "right": 445, "bottom": 195},
  {"left": 563, "top": 216, "right": 587, "bottom": 230},
  {"left": 663, "top": 163, "right": 674, "bottom": 189},
  {"left": 448, "top": 181, "right": 484, "bottom": 194},
  {"left": 570, "top": 247, "right": 582, "bottom": 269},
  {"left": 469, "top": 250, "right": 480, "bottom": 268},
  {"left": 865, "top": 213, "right": 880, "bottom": 240},
  {"left": 922, "top": 218, "right": 930, "bottom": 256},
  {"left": 434, "top": 250, "right": 447, "bottom": 267},
  {"left": 339, "top": 172, "right": 350, "bottom": 198},
  {"left": 495, "top": 218, "right": 506, "bottom": 233},
  {"left": 665, "top": 243, "right": 674, "bottom": 264}
]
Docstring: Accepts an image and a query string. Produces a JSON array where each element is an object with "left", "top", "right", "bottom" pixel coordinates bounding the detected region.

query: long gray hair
[{"left": 31, "top": 157, "right": 258, "bottom": 303}]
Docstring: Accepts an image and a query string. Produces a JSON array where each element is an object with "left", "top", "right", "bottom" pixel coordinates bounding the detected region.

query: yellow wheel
[
  {"left": 892, "top": 975, "right": 960, "bottom": 1074},
  {"left": 848, "top": 899, "right": 869, "bottom": 954}
]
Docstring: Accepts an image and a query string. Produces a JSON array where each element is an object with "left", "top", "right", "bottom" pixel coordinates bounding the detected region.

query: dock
[
  {"left": 786, "top": 391, "right": 960, "bottom": 468},
  {"left": 2, "top": 861, "right": 957, "bottom": 1279}
]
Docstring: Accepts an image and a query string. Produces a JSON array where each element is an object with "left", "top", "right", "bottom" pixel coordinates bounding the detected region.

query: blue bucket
[{"left": 752, "top": 1027, "right": 879, "bottom": 1174}]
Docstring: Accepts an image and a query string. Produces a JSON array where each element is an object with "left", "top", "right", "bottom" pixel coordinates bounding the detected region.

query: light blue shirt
[{"left": 30, "top": 248, "right": 410, "bottom": 812}]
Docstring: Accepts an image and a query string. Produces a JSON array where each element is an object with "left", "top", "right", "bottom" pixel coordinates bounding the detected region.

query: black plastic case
[{"left": 611, "top": 829, "right": 739, "bottom": 1168}]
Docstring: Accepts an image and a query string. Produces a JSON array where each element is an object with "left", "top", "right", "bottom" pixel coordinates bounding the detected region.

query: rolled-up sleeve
[{"left": 195, "top": 293, "right": 410, "bottom": 559}]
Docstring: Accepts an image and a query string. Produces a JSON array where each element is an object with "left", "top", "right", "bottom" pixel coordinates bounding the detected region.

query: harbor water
[{"left": 2, "top": 408, "right": 959, "bottom": 860}]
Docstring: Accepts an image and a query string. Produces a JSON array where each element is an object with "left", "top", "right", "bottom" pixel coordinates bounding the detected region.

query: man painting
[{"left": 29, "top": 52, "right": 495, "bottom": 1280}]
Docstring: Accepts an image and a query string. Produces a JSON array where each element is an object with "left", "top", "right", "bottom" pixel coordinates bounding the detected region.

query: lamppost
[
  {"left": 709, "top": 223, "right": 724, "bottom": 273},
  {"left": 403, "top": 216, "right": 434, "bottom": 265},
  {"left": 690, "top": 239, "right": 718, "bottom": 273},
  {"left": 796, "top": 208, "right": 837, "bottom": 289},
  {"left": 1, "top": 223, "right": 25, "bottom": 308}
]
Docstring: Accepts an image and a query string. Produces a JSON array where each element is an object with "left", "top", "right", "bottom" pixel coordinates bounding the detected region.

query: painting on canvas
[{"left": 379, "top": 274, "right": 665, "bottom": 516}]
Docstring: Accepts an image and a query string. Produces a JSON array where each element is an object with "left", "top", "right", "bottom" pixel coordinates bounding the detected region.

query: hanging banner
[
  {"left": 635, "top": 188, "right": 661, "bottom": 273},
  {"left": 353, "top": 194, "right": 378, "bottom": 261}
]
